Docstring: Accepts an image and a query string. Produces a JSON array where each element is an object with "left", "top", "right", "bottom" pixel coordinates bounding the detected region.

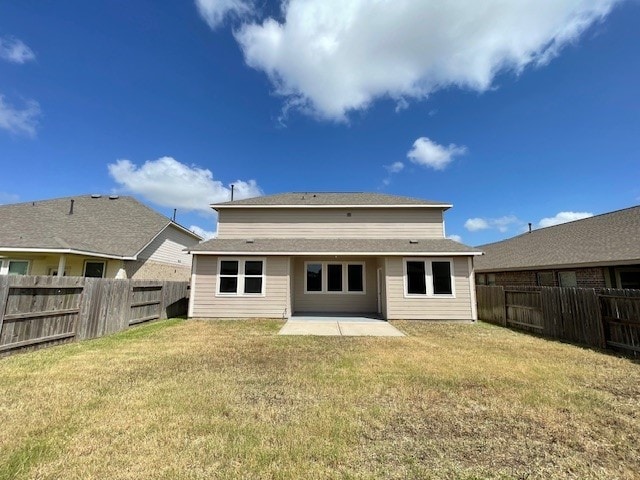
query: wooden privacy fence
[
  {"left": 0, "top": 275, "right": 189, "bottom": 356},
  {"left": 477, "top": 285, "right": 640, "bottom": 355}
]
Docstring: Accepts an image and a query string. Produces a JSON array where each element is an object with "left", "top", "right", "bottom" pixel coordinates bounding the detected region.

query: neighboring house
[
  {"left": 475, "top": 205, "right": 640, "bottom": 289},
  {"left": 188, "top": 192, "right": 481, "bottom": 320},
  {"left": 0, "top": 195, "right": 202, "bottom": 280}
]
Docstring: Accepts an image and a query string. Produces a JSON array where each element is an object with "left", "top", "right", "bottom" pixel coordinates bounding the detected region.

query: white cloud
[
  {"left": 447, "top": 234, "right": 462, "bottom": 243},
  {"left": 407, "top": 137, "right": 466, "bottom": 170},
  {"left": 232, "top": 0, "right": 620, "bottom": 120},
  {"left": 0, "top": 36, "right": 35, "bottom": 64},
  {"left": 385, "top": 161, "right": 404, "bottom": 174},
  {"left": 189, "top": 225, "right": 217, "bottom": 240},
  {"left": 195, "top": 0, "right": 253, "bottom": 29},
  {"left": 108, "top": 156, "right": 263, "bottom": 213},
  {"left": 0, "top": 95, "right": 40, "bottom": 137},
  {"left": 492, "top": 215, "right": 519, "bottom": 233},
  {"left": 464, "top": 218, "right": 490, "bottom": 232},
  {"left": 465, "top": 215, "right": 520, "bottom": 233},
  {"left": 538, "top": 211, "right": 593, "bottom": 228}
]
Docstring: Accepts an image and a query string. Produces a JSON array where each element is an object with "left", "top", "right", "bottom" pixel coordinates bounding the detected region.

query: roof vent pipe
[
  {"left": 528, "top": 222, "right": 532, "bottom": 233},
  {"left": 172, "top": 209, "right": 177, "bottom": 222},
  {"left": 231, "top": 184, "right": 235, "bottom": 201},
  {"left": 69, "top": 199, "right": 74, "bottom": 215}
]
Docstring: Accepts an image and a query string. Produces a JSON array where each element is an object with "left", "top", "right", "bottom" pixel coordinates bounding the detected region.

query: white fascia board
[
  {"left": 0, "top": 247, "right": 134, "bottom": 260},
  {"left": 191, "top": 250, "right": 482, "bottom": 256}
]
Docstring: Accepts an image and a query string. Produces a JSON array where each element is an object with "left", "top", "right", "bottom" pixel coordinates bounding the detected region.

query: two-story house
[{"left": 188, "top": 192, "right": 482, "bottom": 320}]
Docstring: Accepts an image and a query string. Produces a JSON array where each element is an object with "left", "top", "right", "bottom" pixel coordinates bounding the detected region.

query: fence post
[
  {"left": 0, "top": 275, "right": 9, "bottom": 339},
  {"left": 595, "top": 291, "right": 608, "bottom": 349},
  {"left": 501, "top": 287, "right": 507, "bottom": 327}
]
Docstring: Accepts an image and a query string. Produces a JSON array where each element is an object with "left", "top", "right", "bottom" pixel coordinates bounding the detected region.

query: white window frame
[
  {"left": 216, "top": 257, "right": 266, "bottom": 297},
  {"left": 304, "top": 261, "right": 366, "bottom": 295},
  {"left": 83, "top": 260, "right": 106, "bottom": 278},
  {"left": 0, "top": 259, "right": 31, "bottom": 276},
  {"left": 403, "top": 258, "right": 456, "bottom": 298}
]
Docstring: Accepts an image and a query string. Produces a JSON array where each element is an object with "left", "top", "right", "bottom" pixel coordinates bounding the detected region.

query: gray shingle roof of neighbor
[
  {"left": 0, "top": 195, "right": 201, "bottom": 258},
  {"left": 190, "top": 237, "right": 481, "bottom": 255},
  {"left": 213, "top": 192, "right": 452, "bottom": 208},
  {"left": 475, "top": 205, "right": 640, "bottom": 272}
]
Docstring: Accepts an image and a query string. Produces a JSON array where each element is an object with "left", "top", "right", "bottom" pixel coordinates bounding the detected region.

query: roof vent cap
[
  {"left": 409, "top": 240, "right": 419, "bottom": 244},
  {"left": 246, "top": 239, "right": 255, "bottom": 244},
  {"left": 108, "top": 195, "right": 119, "bottom": 200},
  {"left": 91, "top": 194, "right": 102, "bottom": 198}
]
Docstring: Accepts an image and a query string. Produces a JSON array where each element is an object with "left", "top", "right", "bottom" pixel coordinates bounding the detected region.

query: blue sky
[{"left": 1, "top": 0, "right": 638, "bottom": 245}]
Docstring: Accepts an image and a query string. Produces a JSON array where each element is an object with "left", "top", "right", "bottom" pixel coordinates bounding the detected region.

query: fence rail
[
  {"left": 477, "top": 285, "right": 640, "bottom": 355},
  {"left": 0, "top": 275, "right": 189, "bottom": 356}
]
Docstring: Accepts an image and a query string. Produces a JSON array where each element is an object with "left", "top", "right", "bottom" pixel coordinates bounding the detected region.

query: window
[
  {"left": 406, "top": 261, "right": 427, "bottom": 295},
  {"left": 432, "top": 261, "right": 452, "bottom": 294},
  {"left": 306, "top": 263, "right": 322, "bottom": 292},
  {"left": 217, "top": 258, "right": 265, "bottom": 296},
  {"left": 404, "top": 258, "right": 455, "bottom": 297},
  {"left": 84, "top": 261, "right": 105, "bottom": 278},
  {"left": 347, "top": 264, "right": 364, "bottom": 292},
  {"left": 4, "top": 260, "right": 29, "bottom": 276},
  {"left": 327, "top": 264, "right": 343, "bottom": 292},
  {"left": 476, "top": 274, "right": 486, "bottom": 286},
  {"left": 537, "top": 271, "right": 554, "bottom": 287},
  {"left": 487, "top": 273, "right": 496, "bottom": 286},
  {"left": 558, "top": 271, "right": 577, "bottom": 287},
  {"left": 305, "top": 261, "right": 365, "bottom": 294}
]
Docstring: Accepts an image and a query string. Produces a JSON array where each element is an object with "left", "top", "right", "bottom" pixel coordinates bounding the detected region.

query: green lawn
[{"left": 1, "top": 319, "right": 638, "bottom": 479}]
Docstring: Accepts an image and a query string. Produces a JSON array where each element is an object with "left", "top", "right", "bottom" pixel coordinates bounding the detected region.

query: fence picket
[
  {"left": 0, "top": 276, "right": 189, "bottom": 356},
  {"left": 477, "top": 285, "right": 640, "bottom": 355}
]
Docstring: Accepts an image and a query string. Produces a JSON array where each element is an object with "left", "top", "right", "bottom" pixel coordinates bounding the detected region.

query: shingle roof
[
  {"left": 190, "top": 237, "right": 481, "bottom": 255},
  {"left": 0, "top": 195, "right": 201, "bottom": 258},
  {"left": 475, "top": 205, "right": 640, "bottom": 272},
  {"left": 213, "top": 192, "right": 451, "bottom": 208}
]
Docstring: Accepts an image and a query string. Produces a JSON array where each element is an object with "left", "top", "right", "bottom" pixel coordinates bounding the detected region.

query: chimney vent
[
  {"left": 69, "top": 199, "right": 75, "bottom": 215},
  {"left": 528, "top": 223, "right": 532, "bottom": 233}
]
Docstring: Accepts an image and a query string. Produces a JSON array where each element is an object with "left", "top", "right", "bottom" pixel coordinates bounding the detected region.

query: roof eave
[
  {"left": 211, "top": 204, "right": 452, "bottom": 210},
  {"left": 475, "top": 258, "right": 640, "bottom": 272},
  {"left": 190, "top": 250, "right": 482, "bottom": 256},
  {"left": 0, "top": 246, "right": 136, "bottom": 260}
]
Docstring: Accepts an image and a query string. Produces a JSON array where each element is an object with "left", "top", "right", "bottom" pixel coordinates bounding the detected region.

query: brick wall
[
  {"left": 478, "top": 267, "right": 607, "bottom": 288},
  {"left": 124, "top": 259, "right": 191, "bottom": 281}
]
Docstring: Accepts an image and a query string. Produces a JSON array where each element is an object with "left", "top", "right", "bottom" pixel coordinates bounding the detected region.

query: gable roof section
[
  {"left": 475, "top": 205, "right": 640, "bottom": 272},
  {"left": 190, "top": 238, "right": 481, "bottom": 256},
  {"left": 0, "top": 195, "right": 201, "bottom": 259},
  {"left": 212, "top": 192, "right": 451, "bottom": 209}
]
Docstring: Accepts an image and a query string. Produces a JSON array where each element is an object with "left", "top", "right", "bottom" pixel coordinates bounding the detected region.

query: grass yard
[{"left": 1, "top": 319, "right": 639, "bottom": 480}]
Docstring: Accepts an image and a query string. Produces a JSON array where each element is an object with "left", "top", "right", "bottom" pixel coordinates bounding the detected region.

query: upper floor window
[
  {"left": 404, "top": 258, "right": 455, "bottom": 297},
  {"left": 217, "top": 258, "right": 265, "bottom": 296}
]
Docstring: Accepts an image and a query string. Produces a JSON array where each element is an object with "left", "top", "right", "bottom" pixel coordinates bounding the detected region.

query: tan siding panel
[
  {"left": 190, "top": 255, "right": 289, "bottom": 318},
  {"left": 292, "top": 257, "right": 378, "bottom": 313},
  {"left": 137, "top": 226, "right": 197, "bottom": 267},
  {"left": 218, "top": 208, "right": 444, "bottom": 239},
  {"left": 385, "top": 257, "right": 474, "bottom": 320}
]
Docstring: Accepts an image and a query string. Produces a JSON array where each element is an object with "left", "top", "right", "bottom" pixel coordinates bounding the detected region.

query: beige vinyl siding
[
  {"left": 137, "top": 225, "right": 196, "bottom": 267},
  {"left": 385, "top": 256, "right": 474, "bottom": 320},
  {"left": 292, "top": 257, "right": 377, "bottom": 313},
  {"left": 218, "top": 208, "right": 445, "bottom": 239},
  {"left": 190, "top": 255, "right": 290, "bottom": 318}
]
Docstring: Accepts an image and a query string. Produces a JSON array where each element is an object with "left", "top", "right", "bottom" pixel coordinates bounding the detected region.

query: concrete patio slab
[{"left": 279, "top": 315, "right": 405, "bottom": 337}]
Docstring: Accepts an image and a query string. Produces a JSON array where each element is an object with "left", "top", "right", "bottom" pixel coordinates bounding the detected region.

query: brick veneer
[{"left": 479, "top": 267, "right": 607, "bottom": 288}]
